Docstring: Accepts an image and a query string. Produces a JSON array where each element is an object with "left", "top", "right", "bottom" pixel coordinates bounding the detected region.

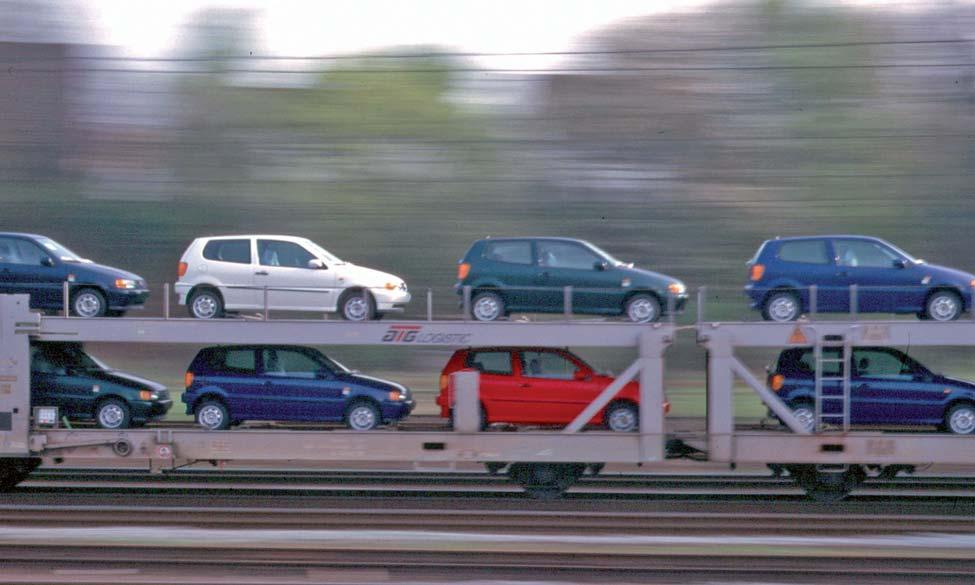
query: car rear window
[
  {"left": 203, "top": 239, "right": 251, "bottom": 264},
  {"left": 205, "top": 348, "right": 257, "bottom": 374},
  {"left": 776, "top": 240, "right": 830, "bottom": 265},
  {"left": 482, "top": 241, "right": 532, "bottom": 265},
  {"left": 776, "top": 348, "right": 843, "bottom": 377},
  {"left": 466, "top": 351, "right": 512, "bottom": 375}
]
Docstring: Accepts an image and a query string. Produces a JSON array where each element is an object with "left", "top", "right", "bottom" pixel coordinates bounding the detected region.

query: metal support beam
[
  {"left": 637, "top": 330, "right": 666, "bottom": 461},
  {"left": 706, "top": 334, "right": 734, "bottom": 462},
  {"left": 729, "top": 357, "right": 809, "bottom": 435},
  {"left": 562, "top": 361, "right": 641, "bottom": 434},
  {"left": 451, "top": 371, "right": 480, "bottom": 433}
]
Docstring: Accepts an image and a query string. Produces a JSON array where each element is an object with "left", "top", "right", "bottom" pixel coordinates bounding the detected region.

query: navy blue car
[
  {"left": 746, "top": 235, "right": 975, "bottom": 322},
  {"left": 0, "top": 233, "right": 149, "bottom": 317},
  {"left": 182, "top": 345, "right": 415, "bottom": 430},
  {"left": 769, "top": 346, "right": 975, "bottom": 434}
]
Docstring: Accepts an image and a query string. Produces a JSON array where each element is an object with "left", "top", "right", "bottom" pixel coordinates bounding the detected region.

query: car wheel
[
  {"left": 785, "top": 400, "right": 815, "bottom": 433},
  {"left": 925, "top": 290, "right": 961, "bottom": 322},
  {"left": 346, "top": 401, "right": 381, "bottom": 431},
  {"left": 339, "top": 290, "right": 375, "bottom": 321},
  {"left": 195, "top": 400, "right": 230, "bottom": 430},
  {"left": 624, "top": 294, "right": 661, "bottom": 323},
  {"left": 762, "top": 291, "right": 800, "bottom": 322},
  {"left": 189, "top": 288, "right": 224, "bottom": 319},
  {"left": 945, "top": 403, "right": 975, "bottom": 435},
  {"left": 471, "top": 291, "right": 504, "bottom": 321},
  {"left": 71, "top": 288, "right": 107, "bottom": 318},
  {"left": 605, "top": 402, "right": 638, "bottom": 432},
  {"left": 95, "top": 398, "right": 131, "bottom": 429}
]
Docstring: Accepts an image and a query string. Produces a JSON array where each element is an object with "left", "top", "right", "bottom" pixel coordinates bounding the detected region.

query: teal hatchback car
[{"left": 456, "top": 237, "right": 687, "bottom": 322}]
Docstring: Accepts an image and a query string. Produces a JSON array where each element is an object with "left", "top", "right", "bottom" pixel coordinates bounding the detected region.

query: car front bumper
[
  {"left": 106, "top": 288, "right": 150, "bottom": 310},
  {"left": 131, "top": 398, "right": 173, "bottom": 422},
  {"left": 372, "top": 288, "right": 412, "bottom": 312},
  {"left": 382, "top": 399, "right": 415, "bottom": 422}
]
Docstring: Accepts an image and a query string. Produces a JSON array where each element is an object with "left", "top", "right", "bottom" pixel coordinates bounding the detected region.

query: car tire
[
  {"left": 345, "top": 401, "right": 381, "bottom": 431},
  {"left": 924, "top": 290, "right": 962, "bottom": 322},
  {"left": 944, "top": 403, "right": 975, "bottom": 435},
  {"left": 605, "top": 402, "right": 638, "bottom": 432},
  {"left": 95, "top": 398, "right": 131, "bottom": 429},
  {"left": 195, "top": 400, "right": 230, "bottom": 430},
  {"left": 784, "top": 400, "right": 815, "bottom": 433},
  {"left": 624, "top": 294, "right": 661, "bottom": 323},
  {"left": 471, "top": 291, "right": 504, "bottom": 322},
  {"left": 189, "top": 288, "right": 224, "bottom": 319},
  {"left": 71, "top": 288, "right": 107, "bottom": 318},
  {"left": 339, "top": 290, "right": 375, "bottom": 321},
  {"left": 762, "top": 290, "right": 800, "bottom": 322}
]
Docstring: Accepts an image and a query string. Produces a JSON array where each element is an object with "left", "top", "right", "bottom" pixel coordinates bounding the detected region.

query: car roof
[
  {"left": 197, "top": 235, "right": 313, "bottom": 241},
  {"left": 199, "top": 344, "right": 320, "bottom": 352},
  {"left": 458, "top": 346, "right": 571, "bottom": 353},
  {"left": 0, "top": 232, "right": 47, "bottom": 239},
  {"left": 477, "top": 236, "right": 591, "bottom": 244},
  {"left": 766, "top": 235, "right": 885, "bottom": 243}
]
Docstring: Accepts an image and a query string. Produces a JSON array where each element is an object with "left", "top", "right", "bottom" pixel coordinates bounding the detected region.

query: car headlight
[
  {"left": 115, "top": 278, "right": 137, "bottom": 289},
  {"left": 668, "top": 282, "right": 686, "bottom": 295}
]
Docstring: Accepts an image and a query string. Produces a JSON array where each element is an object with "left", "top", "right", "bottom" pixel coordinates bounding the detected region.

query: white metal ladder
[{"left": 814, "top": 333, "right": 852, "bottom": 432}]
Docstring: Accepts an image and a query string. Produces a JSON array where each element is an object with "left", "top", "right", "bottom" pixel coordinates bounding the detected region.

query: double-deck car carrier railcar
[{"left": 0, "top": 294, "right": 973, "bottom": 500}]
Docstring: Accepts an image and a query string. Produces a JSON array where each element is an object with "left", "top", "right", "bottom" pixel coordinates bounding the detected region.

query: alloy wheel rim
[
  {"left": 627, "top": 299, "right": 657, "bottom": 323},
  {"left": 99, "top": 404, "right": 124, "bottom": 428},
  {"left": 769, "top": 296, "right": 797, "bottom": 321},
  {"left": 930, "top": 296, "right": 958, "bottom": 321},
  {"left": 199, "top": 405, "right": 224, "bottom": 429},
  {"left": 75, "top": 293, "right": 102, "bottom": 318},
  {"left": 344, "top": 297, "right": 368, "bottom": 320},
  {"left": 608, "top": 407, "right": 636, "bottom": 432},
  {"left": 793, "top": 407, "right": 815, "bottom": 432},
  {"left": 349, "top": 406, "right": 377, "bottom": 430},
  {"left": 473, "top": 296, "right": 500, "bottom": 321},
  {"left": 193, "top": 295, "right": 217, "bottom": 319},
  {"left": 949, "top": 408, "right": 975, "bottom": 434}
]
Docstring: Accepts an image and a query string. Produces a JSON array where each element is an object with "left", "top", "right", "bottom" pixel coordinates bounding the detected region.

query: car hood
[
  {"left": 616, "top": 265, "right": 683, "bottom": 288},
  {"left": 917, "top": 263, "right": 975, "bottom": 285},
  {"left": 336, "top": 371, "right": 407, "bottom": 394},
  {"left": 938, "top": 375, "right": 975, "bottom": 392},
  {"left": 83, "top": 369, "right": 167, "bottom": 392},
  {"left": 336, "top": 263, "right": 405, "bottom": 288},
  {"left": 69, "top": 262, "right": 145, "bottom": 284}
]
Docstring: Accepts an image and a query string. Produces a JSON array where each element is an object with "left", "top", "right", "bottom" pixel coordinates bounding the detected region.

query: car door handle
[
  {"left": 520, "top": 383, "right": 531, "bottom": 388},
  {"left": 255, "top": 271, "right": 269, "bottom": 276}
]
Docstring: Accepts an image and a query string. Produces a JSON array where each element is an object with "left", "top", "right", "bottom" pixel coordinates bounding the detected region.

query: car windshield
[
  {"left": 36, "top": 237, "right": 85, "bottom": 263},
  {"left": 45, "top": 344, "right": 108, "bottom": 370},
  {"left": 583, "top": 242, "right": 625, "bottom": 266},
  {"left": 884, "top": 241, "right": 920, "bottom": 264},
  {"left": 303, "top": 240, "right": 344, "bottom": 265},
  {"left": 315, "top": 351, "right": 350, "bottom": 373}
]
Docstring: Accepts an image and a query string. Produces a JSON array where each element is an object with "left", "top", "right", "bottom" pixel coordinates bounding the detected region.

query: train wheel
[
  {"left": 789, "top": 464, "right": 865, "bottom": 503},
  {"left": 508, "top": 462, "right": 587, "bottom": 500}
]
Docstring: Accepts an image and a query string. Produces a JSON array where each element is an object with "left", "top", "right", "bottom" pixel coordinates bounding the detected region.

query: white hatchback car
[{"left": 175, "top": 235, "right": 411, "bottom": 320}]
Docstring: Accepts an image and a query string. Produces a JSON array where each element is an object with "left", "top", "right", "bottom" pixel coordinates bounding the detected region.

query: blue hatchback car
[
  {"left": 746, "top": 235, "right": 975, "bottom": 322},
  {"left": 769, "top": 346, "right": 975, "bottom": 434},
  {"left": 182, "top": 345, "right": 414, "bottom": 430},
  {"left": 0, "top": 233, "right": 149, "bottom": 317}
]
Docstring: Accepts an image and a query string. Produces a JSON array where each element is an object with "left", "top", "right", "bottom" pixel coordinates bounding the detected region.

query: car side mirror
[
  {"left": 307, "top": 259, "right": 327, "bottom": 270},
  {"left": 893, "top": 259, "right": 907, "bottom": 269},
  {"left": 573, "top": 369, "right": 589, "bottom": 381},
  {"left": 40, "top": 257, "right": 54, "bottom": 267},
  {"left": 593, "top": 260, "right": 608, "bottom": 271}
]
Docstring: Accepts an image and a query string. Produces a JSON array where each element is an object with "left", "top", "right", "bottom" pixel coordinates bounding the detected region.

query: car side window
[
  {"left": 854, "top": 349, "right": 912, "bottom": 379},
  {"left": 467, "top": 351, "right": 512, "bottom": 375},
  {"left": 536, "top": 242, "right": 600, "bottom": 270},
  {"left": 520, "top": 351, "right": 576, "bottom": 380},
  {"left": 776, "top": 241, "right": 830, "bottom": 265},
  {"left": 797, "top": 348, "right": 844, "bottom": 377},
  {"left": 261, "top": 349, "right": 321, "bottom": 378},
  {"left": 482, "top": 241, "right": 532, "bottom": 265},
  {"left": 0, "top": 236, "right": 40, "bottom": 265},
  {"left": 258, "top": 240, "right": 316, "bottom": 268},
  {"left": 31, "top": 346, "right": 61, "bottom": 374},
  {"left": 834, "top": 240, "right": 900, "bottom": 268},
  {"left": 218, "top": 349, "right": 257, "bottom": 374},
  {"left": 203, "top": 239, "right": 252, "bottom": 264}
]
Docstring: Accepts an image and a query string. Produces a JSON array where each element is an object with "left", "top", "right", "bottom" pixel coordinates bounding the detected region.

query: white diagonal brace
[
  {"left": 729, "top": 357, "right": 811, "bottom": 435},
  {"left": 562, "top": 360, "right": 642, "bottom": 433}
]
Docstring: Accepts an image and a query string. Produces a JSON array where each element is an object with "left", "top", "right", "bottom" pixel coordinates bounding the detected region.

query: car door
[
  {"left": 463, "top": 350, "right": 521, "bottom": 422},
  {"left": 30, "top": 344, "right": 96, "bottom": 418},
  {"left": 212, "top": 348, "right": 265, "bottom": 420},
  {"left": 200, "top": 239, "right": 259, "bottom": 309},
  {"left": 534, "top": 240, "right": 617, "bottom": 314},
  {"left": 255, "top": 239, "right": 337, "bottom": 311},
  {"left": 259, "top": 348, "right": 345, "bottom": 421},
  {"left": 515, "top": 349, "right": 600, "bottom": 424},
  {"left": 832, "top": 239, "right": 915, "bottom": 314},
  {"left": 0, "top": 236, "right": 62, "bottom": 309},
  {"left": 772, "top": 239, "right": 846, "bottom": 312},
  {"left": 850, "top": 348, "right": 937, "bottom": 425}
]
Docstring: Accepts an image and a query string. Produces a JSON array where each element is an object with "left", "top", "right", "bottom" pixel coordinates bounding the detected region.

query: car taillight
[
  {"left": 663, "top": 401, "right": 671, "bottom": 415},
  {"left": 178, "top": 262, "right": 188, "bottom": 278},
  {"left": 749, "top": 264, "right": 765, "bottom": 281},
  {"left": 184, "top": 372, "right": 194, "bottom": 387},
  {"left": 769, "top": 373, "right": 785, "bottom": 392},
  {"left": 457, "top": 262, "right": 470, "bottom": 279},
  {"left": 439, "top": 374, "right": 448, "bottom": 392}
]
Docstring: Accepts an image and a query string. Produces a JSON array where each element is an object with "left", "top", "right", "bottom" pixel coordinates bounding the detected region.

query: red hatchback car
[{"left": 437, "top": 347, "right": 667, "bottom": 432}]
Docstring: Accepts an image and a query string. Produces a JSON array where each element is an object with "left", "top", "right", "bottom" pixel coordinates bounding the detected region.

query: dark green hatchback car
[
  {"left": 31, "top": 342, "right": 172, "bottom": 429},
  {"left": 456, "top": 237, "right": 687, "bottom": 322}
]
